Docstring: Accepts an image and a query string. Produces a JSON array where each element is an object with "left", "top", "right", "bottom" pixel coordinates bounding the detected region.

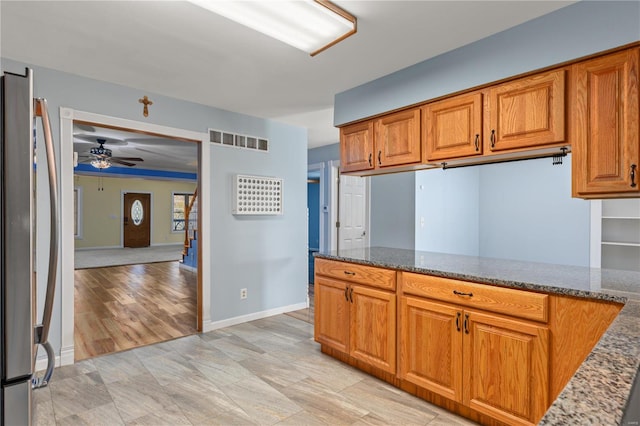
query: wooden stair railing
[{"left": 183, "top": 188, "right": 198, "bottom": 256}]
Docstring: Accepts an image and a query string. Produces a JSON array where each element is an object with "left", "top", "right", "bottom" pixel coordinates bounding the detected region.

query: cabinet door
[
  {"left": 572, "top": 48, "right": 640, "bottom": 197},
  {"left": 463, "top": 310, "right": 549, "bottom": 426},
  {"left": 341, "top": 121, "right": 375, "bottom": 173},
  {"left": 349, "top": 285, "right": 396, "bottom": 373},
  {"left": 424, "top": 92, "right": 483, "bottom": 161},
  {"left": 487, "top": 69, "right": 566, "bottom": 152},
  {"left": 399, "top": 296, "right": 463, "bottom": 402},
  {"left": 375, "top": 109, "right": 421, "bottom": 168},
  {"left": 314, "top": 277, "right": 350, "bottom": 353}
]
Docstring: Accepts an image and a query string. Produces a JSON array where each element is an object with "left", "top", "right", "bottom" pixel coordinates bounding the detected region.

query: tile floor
[{"left": 34, "top": 314, "right": 477, "bottom": 425}]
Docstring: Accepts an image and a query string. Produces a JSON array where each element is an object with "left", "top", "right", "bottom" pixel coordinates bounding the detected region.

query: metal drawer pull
[
  {"left": 453, "top": 290, "right": 473, "bottom": 297},
  {"left": 344, "top": 271, "right": 356, "bottom": 276}
]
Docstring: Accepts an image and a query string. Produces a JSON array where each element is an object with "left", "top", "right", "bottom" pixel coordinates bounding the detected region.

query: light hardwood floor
[{"left": 74, "top": 261, "right": 197, "bottom": 361}]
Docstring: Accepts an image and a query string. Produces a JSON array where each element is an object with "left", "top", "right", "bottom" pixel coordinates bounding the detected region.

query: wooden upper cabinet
[
  {"left": 423, "top": 92, "right": 483, "bottom": 161},
  {"left": 572, "top": 48, "right": 640, "bottom": 198},
  {"left": 374, "top": 108, "right": 421, "bottom": 168},
  {"left": 340, "top": 121, "right": 374, "bottom": 173},
  {"left": 487, "top": 69, "right": 566, "bottom": 152}
]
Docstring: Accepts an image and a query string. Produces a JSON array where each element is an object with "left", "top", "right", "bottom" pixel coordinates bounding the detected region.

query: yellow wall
[{"left": 74, "top": 175, "right": 196, "bottom": 249}]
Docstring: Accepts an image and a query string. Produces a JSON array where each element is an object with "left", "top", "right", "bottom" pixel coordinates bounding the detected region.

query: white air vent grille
[
  {"left": 210, "top": 129, "right": 268, "bottom": 152},
  {"left": 233, "top": 174, "right": 283, "bottom": 215}
]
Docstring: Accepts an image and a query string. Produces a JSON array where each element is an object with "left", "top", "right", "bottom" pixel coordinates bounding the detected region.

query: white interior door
[{"left": 338, "top": 174, "right": 369, "bottom": 251}]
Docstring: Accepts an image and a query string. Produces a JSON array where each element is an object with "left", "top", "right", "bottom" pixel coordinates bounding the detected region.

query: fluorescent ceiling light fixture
[{"left": 189, "top": 0, "right": 357, "bottom": 56}]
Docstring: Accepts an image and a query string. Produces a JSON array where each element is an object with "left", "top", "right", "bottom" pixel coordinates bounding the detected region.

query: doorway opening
[{"left": 59, "top": 110, "right": 209, "bottom": 365}]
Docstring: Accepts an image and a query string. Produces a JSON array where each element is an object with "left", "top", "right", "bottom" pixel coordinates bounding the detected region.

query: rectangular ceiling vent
[{"left": 209, "top": 129, "right": 269, "bottom": 152}]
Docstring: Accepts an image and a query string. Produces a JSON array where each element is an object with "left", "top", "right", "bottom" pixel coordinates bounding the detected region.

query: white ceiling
[{"left": 2, "top": 0, "right": 573, "bottom": 157}]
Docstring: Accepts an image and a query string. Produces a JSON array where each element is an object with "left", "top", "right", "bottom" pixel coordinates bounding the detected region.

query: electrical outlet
[{"left": 240, "top": 288, "right": 248, "bottom": 299}]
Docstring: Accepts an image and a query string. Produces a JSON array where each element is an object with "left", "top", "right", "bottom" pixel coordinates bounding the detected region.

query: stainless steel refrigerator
[{"left": 1, "top": 68, "right": 59, "bottom": 425}]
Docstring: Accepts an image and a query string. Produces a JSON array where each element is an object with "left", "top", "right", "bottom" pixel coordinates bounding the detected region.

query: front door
[{"left": 123, "top": 192, "right": 151, "bottom": 248}]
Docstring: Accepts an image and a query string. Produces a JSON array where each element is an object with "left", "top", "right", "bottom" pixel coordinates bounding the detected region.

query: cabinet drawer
[
  {"left": 402, "top": 272, "right": 548, "bottom": 322},
  {"left": 315, "top": 258, "right": 396, "bottom": 291}
]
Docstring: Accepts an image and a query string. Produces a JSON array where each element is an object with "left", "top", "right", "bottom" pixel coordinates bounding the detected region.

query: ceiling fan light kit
[
  {"left": 188, "top": 0, "right": 356, "bottom": 56},
  {"left": 80, "top": 138, "right": 144, "bottom": 169},
  {"left": 90, "top": 158, "right": 112, "bottom": 169}
]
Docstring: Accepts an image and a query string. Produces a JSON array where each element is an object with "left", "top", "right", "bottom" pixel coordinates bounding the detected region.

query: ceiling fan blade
[
  {"left": 112, "top": 157, "right": 144, "bottom": 162},
  {"left": 111, "top": 158, "right": 136, "bottom": 167}
]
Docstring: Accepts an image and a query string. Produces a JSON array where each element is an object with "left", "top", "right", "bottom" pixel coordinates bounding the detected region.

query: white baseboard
[
  {"left": 60, "top": 346, "right": 75, "bottom": 366},
  {"left": 34, "top": 346, "right": 74, "bottom": 371},
  {"left": 35, "top": 355, "right": 60, "bottom": 372},
  {"left": 74, "top": 245, "right": 121, "bottom": 251},
  {"left": 75, "top": 243, "right": 183, "bottom": 251},
  {"left": 179, "top": 263, "right": 197, "bottom": 272},
  {"left": 202, "top": 302, "right": 308, "bottom": 332}
]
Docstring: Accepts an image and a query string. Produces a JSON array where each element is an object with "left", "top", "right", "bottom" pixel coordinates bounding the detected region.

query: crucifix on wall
[{"left": 138, "top": 95, "right": 153, "bottom": 117}]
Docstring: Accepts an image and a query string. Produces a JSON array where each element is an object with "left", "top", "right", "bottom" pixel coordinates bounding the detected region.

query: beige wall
[{"left": 74, "top": 175, "right": 196, "bottom": 249}]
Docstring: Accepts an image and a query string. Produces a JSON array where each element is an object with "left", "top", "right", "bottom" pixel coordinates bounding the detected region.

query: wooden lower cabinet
[
  {"left": 314, "top": 276, "right": 396, "bottom": 374},
  {"left": 399, "top": 296, "right": 463, "bottom": 402},
  {"left": 314, "top": 277, "right": 350, "bottom": 353},
  {"left": 350, "top": 284, "right": 396, "bottom": 373},
  {"left": 316, "top": 261, "right": 623, "bottom": 426},
  {"left": 400, "top": 296, "right": 549, "bottom": 426},
  {"left": 463, "top": 310, "right": 549, "bottom": 426}
]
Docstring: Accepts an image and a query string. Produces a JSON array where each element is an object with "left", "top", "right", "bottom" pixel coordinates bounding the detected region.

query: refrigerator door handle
[
  {"left": 31, "top": 341, "right": 54, "bottom": 389},
  {"left": 32, "top": 98, "right": 59, "bottom": 389}
]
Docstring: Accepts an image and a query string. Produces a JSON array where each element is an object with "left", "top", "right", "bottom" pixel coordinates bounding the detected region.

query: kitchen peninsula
[{"left": 314, "top": 247, "right": 640, "bottom": 425}]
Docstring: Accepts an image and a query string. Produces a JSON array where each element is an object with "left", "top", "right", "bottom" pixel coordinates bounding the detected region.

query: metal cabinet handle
[
  {"left": 349, "top": 287, "right": 354, "bottom": 303},
  {"left": 474, "top": 134, "right": 479, "bottom": 152},
  {"left": 490, "top": 129, "right": 496, "bottom": 148},
  {"left": 455, "top": 312, "right": 461, "bottom": 332},
  {"left": 631, "top": 164, "right": 637, "bottom": 188},
  {"left": 344, "top": 286, "right": 349, "bottom": 302},
  {"left": 378, "top": 150, "right": 382, "bottom": 166},
  {"left": 464, "top": 314, "right": 470, "bottom": 334},
  {"left": 344, "top": 271, "right": 356, "bottom": 276},
  {"left": 368, "top": 152, "right": 372, "bottom": 167},
  {"left": 453, "top": 290, "right": 473, "bottom": 297}
]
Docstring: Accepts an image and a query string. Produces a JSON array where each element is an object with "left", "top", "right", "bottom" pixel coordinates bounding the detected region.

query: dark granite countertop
[{"left": 315, "top": 247, "right": 640, "bottom": 425}]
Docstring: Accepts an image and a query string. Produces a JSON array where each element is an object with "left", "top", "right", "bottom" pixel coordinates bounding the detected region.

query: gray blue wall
[
  {"left": 370, "top": 173, "right": 416, "bottom": 249},
  {"left": 415, "top": 155, "right": 591, "bottom": 266},
  {"left": 2, "top": 58, "right": 307, "bottom": 354},
  {"left": 335, "top": 0, "right": 639, "bottom": 265},
  {"left": 415, "top": 167, "right": 480, "bottom": 256},
  {"left": 335, "top": 1, "right": 640, "bottom": 125}
]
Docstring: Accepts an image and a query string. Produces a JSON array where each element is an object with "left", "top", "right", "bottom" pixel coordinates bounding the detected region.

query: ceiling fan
[{"left": 78, "top": 138, "right": 144, "bottom": 169}]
